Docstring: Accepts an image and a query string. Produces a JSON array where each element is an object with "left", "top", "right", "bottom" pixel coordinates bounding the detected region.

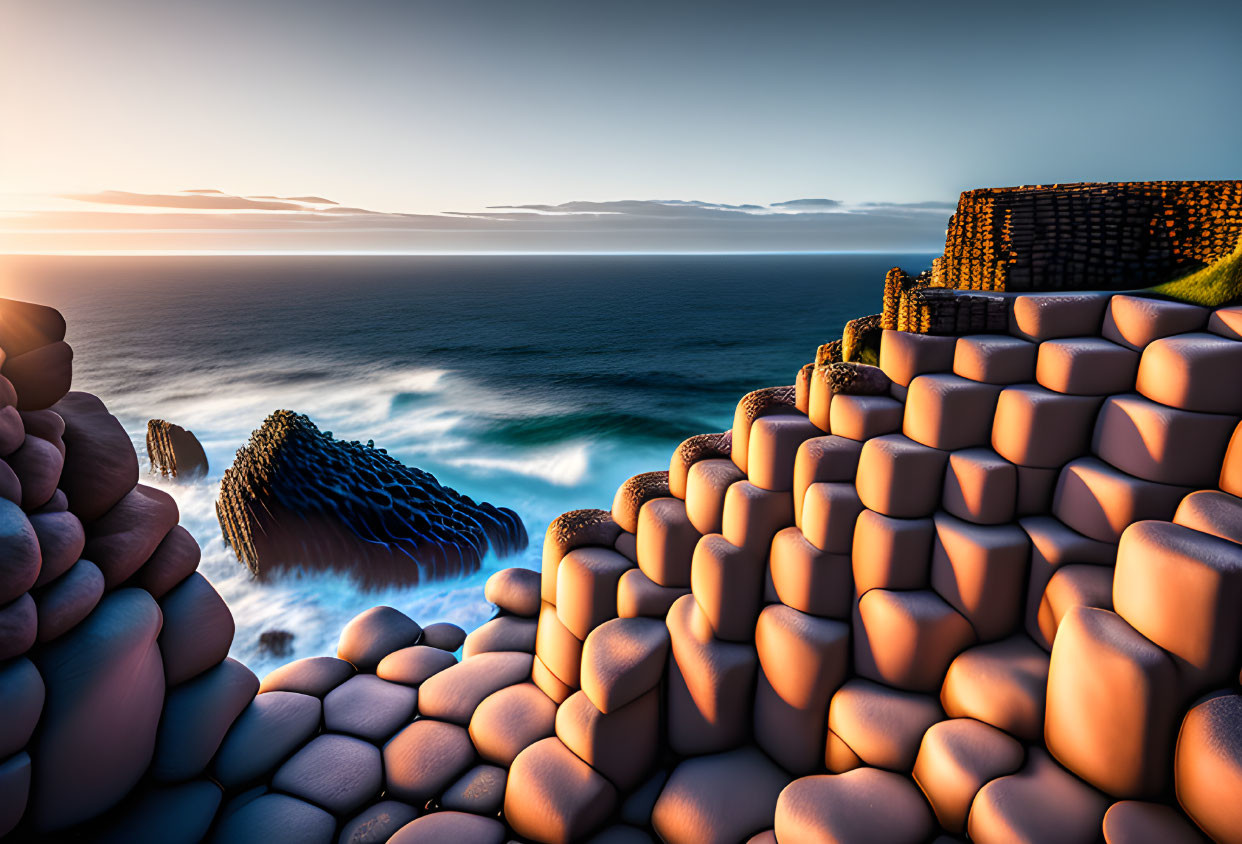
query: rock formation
[
  {"left": 215, "top": 410, "right": 527, "bottom": 586},
  {"left": 2, "top": 183, "right": 1242, "bottom": 843},
  {"left": 884, "top": 181, "right": 1242, "bottom": 336},
  {"left": 146, "top": 419, "right": 209, "bottom": 479},
  {"left": 934, "top": 181, "right": 1242, "bottom": 292}
]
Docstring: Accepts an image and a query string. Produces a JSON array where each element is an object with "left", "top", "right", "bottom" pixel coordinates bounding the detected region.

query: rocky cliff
[
  {"left": 933, "top": 181, "right": 1242, "bottom": 293},
  {"left": 3, "top": 186, "right": 1242, "bottom": 843},
  {"left": 883, "top": 182, "right": 1242, "bottom": 337}
]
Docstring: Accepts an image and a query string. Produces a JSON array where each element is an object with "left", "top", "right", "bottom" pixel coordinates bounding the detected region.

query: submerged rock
[
  {"left": 257, "top": 630, "right": 294, "bottom": 659},
  {"left": 216, "top": 410, "right": 527, "bottom": 586},
  {"left": 146, "top": 419, "right": 208, "bottom": 479}
]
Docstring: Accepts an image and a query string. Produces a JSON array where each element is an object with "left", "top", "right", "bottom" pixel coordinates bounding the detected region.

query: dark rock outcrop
[
  {"left": 215, "top": 411, "right": 527, "bottom": 586},
  {"left": 147, "top": 420, "right": 209, "bottom": 479}
]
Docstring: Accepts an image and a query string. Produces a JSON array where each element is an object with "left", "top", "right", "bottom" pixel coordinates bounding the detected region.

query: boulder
[
  {"left": 53, "top": 392, "right": 139, "bottom": 523},
  {"left": 953, "top": 335, "right": 1038, "bottom": 385},
  {"left": 28, "top": 509, "right": 84, "bottom": 588},
  {"left": 775, "top": 768, "right": 934, "bottom": 843},
  {"left": 941, "top": 636, "right": 1049, "bottom": 742},
  {"left": 29, "top": 588, "right": 165, "bottom": 832},
  {"left": 376, "top": 645, "right": 458, "bottom": 686},
  {"left": 555, "top": 547, "right": 633, "bottom": 640},
  {"left": 152, "top": 658, "right": 258, "bottom": 782},
  {"left": 271, "top": 734, "right": 382, "bottom": 816},
  {"left": 323, "top": 675, "right": 418, "bottom": 742},
  {"left": 4, "top": 341, "right": 73, "bottom": 411},
  {"left": 208, "top": 793, "right": 335, "bottom": 844},
  {"left": 383, "top": 718, "right": 476, "bottom": 804},
  {"left": 769, "top": 526, "right": 853, "bottom": 619},
  {"left": 84, "top": 484, "right": 179, "bottom": 589},
  {"left": 212, "top": 690, "right": 321, "bottom": 789},
  {"left": 468, "top": 682, "right": 558, "bottom": 767},
  {"left": 1101, "top": 801, "right": 1210, "bottom": 844},
  {"left": 484, "top": 566, "right": 541, "bottom": 617},
  {"left": 34, "top": 557, "right": 104, "bottom": 642},
  {"left": 9, "top": 435, "right": 63, "bottom": 510},
  {"left": 20, "top": 408, "right": 65, "bottom": 448},
  {"left": 259, "top": 655, "right": 355, "bottom": 696},
  {"left": 441, "top": 764, "right": 507, "bottom": 815},
  {"left": 338, "top": 801, "right": 420, "bottom": 844},
  {"left": 968, "top": 748, "right": 1109, "bottom": 844},
  {"left": 462, "top": 615, "right": 537, "bottom": 658},
  {"left": 419, "top": 621, "right": 466, "bottom": 652},
  {"left": 912, "top": 718, "right": 1024, "bottom": 834},
  {"left": 754, "top": 604, "right": 850, "bottom": 773},
  {"left": 730, "top": 386, "right": 798, "bottom": 476},
  {"left": 389, "top": 812, "right": 506, "bottom": 844},
  {"left": 665, "top": 593, "right": 756, "bottom": 755},
  {"left": 337, "top": 606, "right": 422, "bottom": 672},
  {"left": 0, "top": 657, "right": 43, "bottom": 758},
  {"left": 0, "top": 406, "right": 24, "bottom": 455},
  {"left": 505, "top": 737, "right": 617, "bottom": 844},
  {"left": 827, "top": 679, "right": 943, "bottom": 773},
  {"left": 1174, "top": 692, "right": 1242, "bottom": 844},
  {"left": 0, "top": 298, "right": 66, "bottom": 358},
  {"left": 0, "top": 498, "right": 41, "bottom": 603},
  {"left": 652, "top": 746, "right": 790, "bottom": 844},
  {"left": 158, "top": 572, "right": 234, "bottom": 686},
  {"left": 416, "top": 650, "right": 533, "bottom": 725},
  {"left": 130, "top": 524, "right": 200, "bottom": 598},
  {"left": 853, "top": 588, "right": 975, "bottom": 693},
  {"left": 580, "top": 617, "right": 668, "bottom": 714},
  {"left": 556, "top": 688, "right": 659, "bottom": 790},
  {"left": 669, "top": 431, "right": 732, "bottom": 499},
  {"left": 636, "top": 497, "right": 700, "bottom": 587},
  {"left": 541, "top": 509, "right": 622, "bottom": 603},
  {"left": 0, "top": 591, "right": 36, "bottom": 660},
  {"left": 1034, "top": 337, "right": 1138, "bottom": 396},
  {"left": 685, "top": 458, "right": 746, "bottom": 536}
]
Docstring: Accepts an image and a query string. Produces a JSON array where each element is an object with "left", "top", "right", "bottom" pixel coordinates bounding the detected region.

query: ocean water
[{"left": 1, "top": 253, "right": 933, "bottom": 675}]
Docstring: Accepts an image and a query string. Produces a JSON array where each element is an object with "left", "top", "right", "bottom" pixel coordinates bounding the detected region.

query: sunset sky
[{"left": 2, "top": 0, "right": 1239, "bottom": 253}]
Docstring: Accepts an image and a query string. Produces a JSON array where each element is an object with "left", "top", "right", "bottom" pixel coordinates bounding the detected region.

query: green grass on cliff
[{"left": 1150, "top": 239, "right": 1242, "bottom": 307}]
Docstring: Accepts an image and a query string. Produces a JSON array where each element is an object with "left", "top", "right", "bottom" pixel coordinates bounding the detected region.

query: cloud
[
  {"left": 480, "top": 200, "right": 762, "bottom": 219},
  {"left": 9, "top": 190, "right": 956, "bottom": 253},
  {"left": 771, "top": 198, "right": 842, "bottom": 209},
  {"left": 252, "top": 195, "right": 339, "bottom": 205},
  {"left": 65, "top": 190, "right": 313, "bottom": 212},
  {"left": 857, "top": 200, "right": 958, "bottom": 211}
]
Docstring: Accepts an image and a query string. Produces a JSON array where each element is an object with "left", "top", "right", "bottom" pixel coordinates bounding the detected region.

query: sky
[{"left": 1, "top": 0, "right": 1239, "bottom": 253}]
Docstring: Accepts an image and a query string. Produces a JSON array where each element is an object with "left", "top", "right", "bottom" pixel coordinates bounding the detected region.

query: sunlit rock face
[
  {"left": 146, "top": 419, "right": 209, "bottom": 480},
  {"left": 216, "top": 410, "right": 528, "bottom": 586}
]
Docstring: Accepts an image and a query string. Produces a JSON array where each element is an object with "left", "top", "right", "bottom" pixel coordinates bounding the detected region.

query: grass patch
[{"left": 1150, "top": 238, "right": 1242, "bottom": 307}]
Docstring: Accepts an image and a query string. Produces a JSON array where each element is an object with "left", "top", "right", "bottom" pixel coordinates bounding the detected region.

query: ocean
[{"left": 1, "top": 253, "right": 934, "bottom": 674}]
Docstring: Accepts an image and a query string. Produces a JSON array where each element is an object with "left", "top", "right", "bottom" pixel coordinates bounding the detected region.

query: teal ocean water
[{"left": 2, "top": 253, "right": 934, "bottom": 673}]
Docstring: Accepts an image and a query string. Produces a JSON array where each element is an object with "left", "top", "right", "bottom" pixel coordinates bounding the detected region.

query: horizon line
[{"left": 1, "top": 249, "right": 942, "bottom": 258}]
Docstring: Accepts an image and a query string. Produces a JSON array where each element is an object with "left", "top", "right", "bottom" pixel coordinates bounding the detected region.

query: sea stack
[
  {"left": 146, "top": 419, "right": 208, "bottom": 479},
  {"left": 215, "top": 410, "right": 527, "bottom": 586}
]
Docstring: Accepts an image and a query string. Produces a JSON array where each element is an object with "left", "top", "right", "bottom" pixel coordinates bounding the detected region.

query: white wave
[{"left": 444, "top": 442, "right": 592, "bottom": 487}]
